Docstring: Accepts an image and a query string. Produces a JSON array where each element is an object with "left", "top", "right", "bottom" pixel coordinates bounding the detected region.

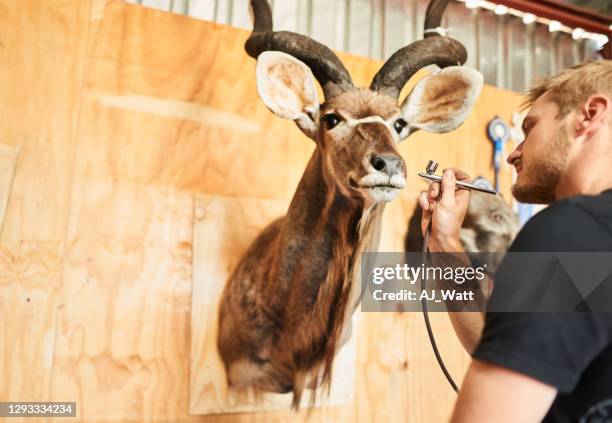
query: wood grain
[
  {"left": 52, "top": 180, "right": 194, "bottom": 421},
  {"left": 0, "top": 144, "right": 19, "bottom": 234},
  {"left": 0, "top": 0, "right": 91, "bottom": 412}
]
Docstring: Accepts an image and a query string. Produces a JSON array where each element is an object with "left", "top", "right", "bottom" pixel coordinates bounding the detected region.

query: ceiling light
[
  {"left": 572, "top": 28, "right": 585, "bottom": 40},
  {"left": 522, "top": 13, "right": 536, "bottom": 25},
  {"left": 548, "top": 20, "right": 562, "bottom": 32},
  {"left": 595, "top": 34, "right": 609, "bottom": 49},
  {"left": 465, "top": 0, "right": 480, "bottom": 9},
  {"left": 494, "top": 5, "right": 509, "bottom": 15}
]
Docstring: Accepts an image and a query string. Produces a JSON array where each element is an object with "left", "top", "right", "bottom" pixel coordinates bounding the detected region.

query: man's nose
[
  {"left": 506, "top": 142, "right": 523, "bottom": 165},
  {"left": 370, "top": 155, "right": 405, "bottom": 175}
]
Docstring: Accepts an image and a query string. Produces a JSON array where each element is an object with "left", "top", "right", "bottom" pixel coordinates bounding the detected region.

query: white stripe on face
[{"left": 337, "top": 111, "right": 401, "bottom": 142}]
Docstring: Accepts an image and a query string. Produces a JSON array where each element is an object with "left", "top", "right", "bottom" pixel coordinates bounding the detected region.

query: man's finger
[
  {"left": 446, "top": 167, "right": 471, "bottom": 182},
  {"left": 419, "top": 191, "right": 430, "bottom": 211},
  {"left": 428, "top": 182, "right": 440, "bottom": 200},
  {"left": 440, "top": 168, "right": 457, "bottom": 207},
  {"left": 420, "top": 191, "right": 437, "bottom": 212},
  {"left": 419, "top": 191, "right": 433, "bottom": 237}
]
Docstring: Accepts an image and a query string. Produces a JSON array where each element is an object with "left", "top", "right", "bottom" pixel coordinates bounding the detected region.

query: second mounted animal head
[{"left": 246, "top": 0, "right": 483, "bottom": 204}]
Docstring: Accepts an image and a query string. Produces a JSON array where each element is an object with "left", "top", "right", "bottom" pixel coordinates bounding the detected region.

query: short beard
[{"left": 512, "top": 129, "right": 570, "bottom": 204}]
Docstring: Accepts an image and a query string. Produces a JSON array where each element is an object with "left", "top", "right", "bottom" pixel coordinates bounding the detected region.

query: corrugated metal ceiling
[{"left": 125, "top": 0, "right": 603, "bottom": 92}]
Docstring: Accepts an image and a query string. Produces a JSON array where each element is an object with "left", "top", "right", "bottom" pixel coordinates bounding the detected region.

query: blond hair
[{"left": 522, "top": 60, "right": 612, "bottom": 117}]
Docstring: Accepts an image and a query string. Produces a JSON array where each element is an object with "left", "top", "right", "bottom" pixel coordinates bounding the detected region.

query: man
[{"left": 419, "top": 60, "right": 612, "bottom": 422}]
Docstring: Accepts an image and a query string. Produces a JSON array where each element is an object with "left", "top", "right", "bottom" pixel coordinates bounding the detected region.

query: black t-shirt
[{"left": 472, "top": 189, "right": 612, "bottom": 423}]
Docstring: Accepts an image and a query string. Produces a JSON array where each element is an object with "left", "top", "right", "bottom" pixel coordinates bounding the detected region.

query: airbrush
[
  {"left": 418, "top": 159, "right": 496, "bottom": 394},
  {"left": 418, "top": 160, "right": 497, "bottom": 195}
]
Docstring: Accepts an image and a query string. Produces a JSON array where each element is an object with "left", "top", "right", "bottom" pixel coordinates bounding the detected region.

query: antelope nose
[{"left": 371, "top": 155, "right": 405, "bottom": 175}]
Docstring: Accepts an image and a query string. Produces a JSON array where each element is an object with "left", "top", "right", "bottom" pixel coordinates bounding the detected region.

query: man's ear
[
  {"left": 400, "top": 66, "right": 483, "bottom": 135},
  {"left": 256, "top": 51, "right": 320, "bottom": 139},
  {"left": 576, "top": 94, "right": 611, "bottom": 139}
]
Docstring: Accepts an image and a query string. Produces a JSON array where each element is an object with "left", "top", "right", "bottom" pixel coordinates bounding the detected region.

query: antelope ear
[
  {"left": 256, "top": 51, "right": 320, "bottom": 139},
  {"left": 400, "top": 66, "right": 483, "bottom": 135}
]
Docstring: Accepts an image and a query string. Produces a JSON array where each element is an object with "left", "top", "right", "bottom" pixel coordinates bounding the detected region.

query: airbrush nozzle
[{"left": 426, "top": 160, "right": 439, "bottom": 174}]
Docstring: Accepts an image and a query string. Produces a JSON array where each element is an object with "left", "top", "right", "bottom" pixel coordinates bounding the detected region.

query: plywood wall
[{"left": 0, "top": 1, "right": 523, "bottom": 421}]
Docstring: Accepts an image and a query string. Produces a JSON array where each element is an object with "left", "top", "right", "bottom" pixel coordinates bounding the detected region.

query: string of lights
[{"left": 457, "top": 0, "right": 609, "bottom": 49}]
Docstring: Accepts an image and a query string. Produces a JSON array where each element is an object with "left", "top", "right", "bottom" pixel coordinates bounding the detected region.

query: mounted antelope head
[{"left": 217, "top": 0, "right": 483, "bottom": 408}]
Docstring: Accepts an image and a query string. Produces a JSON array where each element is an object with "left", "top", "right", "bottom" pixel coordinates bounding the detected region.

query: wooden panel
[
  {"left": 51, "top": 180, "right": 194, "bottom": 421},
  {"left": 0, "top": 0, "right": 91, "bottom": 409},
  {"left": 0, "top": 0, "right": 90, "bottom": 243},
  {"left": 190, "top": 195, "right": 357, "bottom": 414},
  {"left": 0, "top": 241, "right": 62, "bottom": 403},
  {"left": 48, "top": 4, "right": 202, "bottom": 421},
  {"left": 81, "top": 10, "right": 313, "bottom": 202}
]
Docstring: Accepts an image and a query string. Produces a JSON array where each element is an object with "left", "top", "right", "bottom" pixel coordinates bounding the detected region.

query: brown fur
[
  {"left": 326, "top": 88, "right": 400, "bottom": 120},
  {"left": 418, "top": 77, "right": 470, "bottom": 126}
]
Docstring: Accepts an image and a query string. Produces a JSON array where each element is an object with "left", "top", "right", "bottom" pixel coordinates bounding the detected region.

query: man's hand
[
  {"left": 418, "top": 168, "right": 471, "bottom": 252},
  {"left": 419, "top": 168, "right": 486, "bottom": 355}
]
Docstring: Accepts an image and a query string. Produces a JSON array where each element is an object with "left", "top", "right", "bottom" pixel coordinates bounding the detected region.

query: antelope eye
[
  {"left": 323, "top": 113, "right": 341, "bottom": 130},
  {"left": 393, "top": 118, "right": 408, "bottom": 134}
]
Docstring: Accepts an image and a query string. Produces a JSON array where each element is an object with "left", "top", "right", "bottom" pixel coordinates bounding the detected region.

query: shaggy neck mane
[{"left": 270, "top": 148, "right": 385, "bottom": 406}]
